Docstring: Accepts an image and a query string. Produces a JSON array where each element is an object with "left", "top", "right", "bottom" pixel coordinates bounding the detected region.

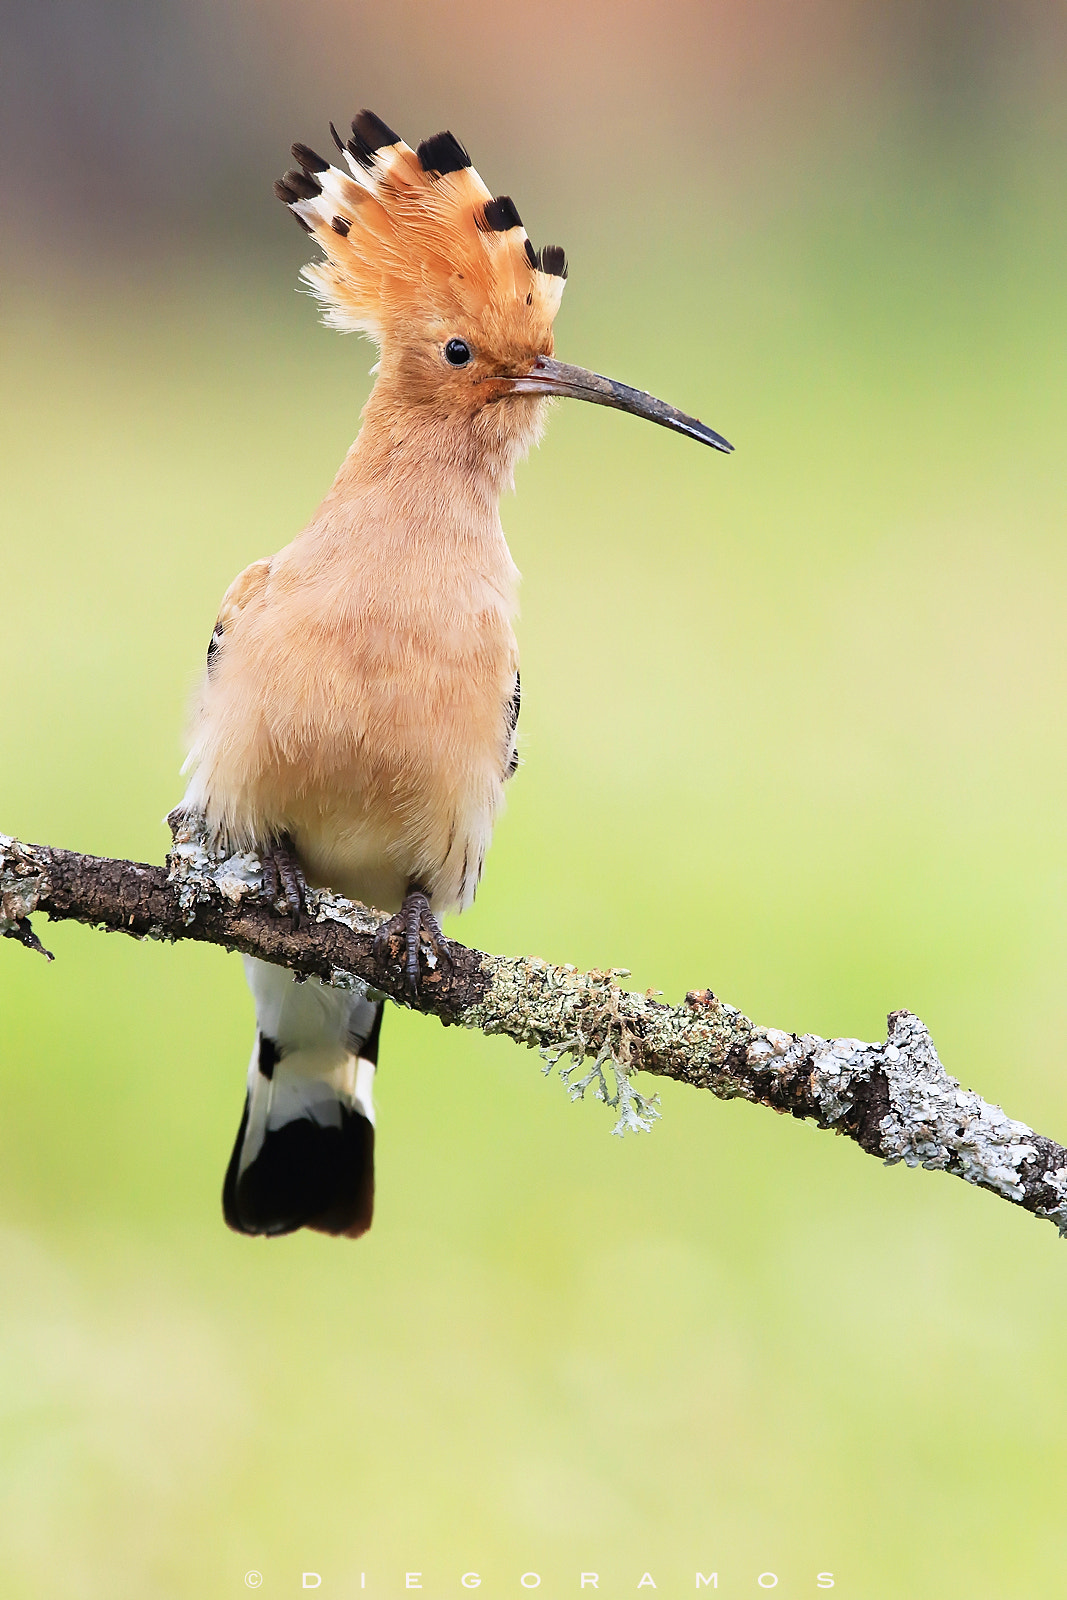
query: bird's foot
[
  {"left": 373, "top": 886, "right": 452, "bottom": 998},
  {"left": 259, "top": 834, "right": 307, "bottom": 929}
]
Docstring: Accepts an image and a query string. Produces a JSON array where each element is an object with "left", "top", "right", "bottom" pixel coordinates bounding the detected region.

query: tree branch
[{"left": 4, "top": 824, "right": 1067, "bottom": 1236}]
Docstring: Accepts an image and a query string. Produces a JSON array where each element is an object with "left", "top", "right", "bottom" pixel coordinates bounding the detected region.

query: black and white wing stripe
[
  {"left": 203, "top": 557, "right": 272, "bottom": 680},
  {"left": 206, "top": 619, "right": 225, "bottom": 675},
  {"left": 504, "top": 671, "right": 521, "bottom": 780}
]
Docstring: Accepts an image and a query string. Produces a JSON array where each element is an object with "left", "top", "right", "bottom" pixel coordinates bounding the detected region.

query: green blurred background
[{"left": 2, "top": 2, "right": 1067, "bottom": 1595}]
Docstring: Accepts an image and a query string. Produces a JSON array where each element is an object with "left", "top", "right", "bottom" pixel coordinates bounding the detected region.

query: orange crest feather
[{"left": 275, "top": 111, "right": 567, "bottom": 349}]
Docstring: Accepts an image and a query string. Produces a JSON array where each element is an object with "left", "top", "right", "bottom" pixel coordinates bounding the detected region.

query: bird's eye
[{"left": 444, "top": 338, "right": 473, "bottom": 367}]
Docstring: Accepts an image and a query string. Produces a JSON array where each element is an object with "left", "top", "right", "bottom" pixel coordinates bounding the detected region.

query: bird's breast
[{"left": 195, "top": 550, "right": 517, "bottom": 888}]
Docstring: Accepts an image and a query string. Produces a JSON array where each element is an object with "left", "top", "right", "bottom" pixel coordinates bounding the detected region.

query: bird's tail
[{"left": 223, "top": 956, "right": 383, "bottom": 1238}]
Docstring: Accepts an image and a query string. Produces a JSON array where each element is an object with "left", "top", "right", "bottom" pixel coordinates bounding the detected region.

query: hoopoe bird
[{"left": 180, "top": 110, "right": 732, "bottom": 1240}]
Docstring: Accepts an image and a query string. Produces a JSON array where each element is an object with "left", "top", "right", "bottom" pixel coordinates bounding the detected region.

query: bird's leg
[
  {"left": 373, "top": 884, "right": 452, "bottom": 998},
  {"left": 258, "top": 833, "right": 307, "bottom": 929}
]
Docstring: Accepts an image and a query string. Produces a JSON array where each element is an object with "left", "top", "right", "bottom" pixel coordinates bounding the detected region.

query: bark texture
[{"left": 3, "top": 825, "right": 1066, "bottom": 1236}]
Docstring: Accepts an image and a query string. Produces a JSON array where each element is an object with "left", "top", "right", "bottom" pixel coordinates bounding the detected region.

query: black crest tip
[
  {"left": 331, "top": 214, "right": 351, "bottom": 236},
  {"left": 538, "top": 245, "right": 568, "bottom": 279},
  {"left": 523, "top": 238, "right": 537, "bottom": 268},
  {"left": 279, "top": 168, "right": 322, "bottom": 201},
  {"left": 482, "top": 195, "right": 523, "bottom": 233},
  {"left": 329, "top": 121, "right": 346, "bottom": 154},
  {"left": 417, "top": 130, "right": 471, "bottom": 176},
  {"left": 353, "top": 109, "right": 400, "bottom": 151},
  {"left": 292, "top": 142, "right": 329, "bottom": 174},
  {"left": 347, "top": 109, "right": 400, "bottom": 170},
  {"left": 273, "top": 177, "right": 313, "bottom": 231}
]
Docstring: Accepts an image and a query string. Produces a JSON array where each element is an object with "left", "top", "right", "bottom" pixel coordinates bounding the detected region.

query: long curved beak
[{"left": 499, "top": 355, "right": 733, "bottom": 454}]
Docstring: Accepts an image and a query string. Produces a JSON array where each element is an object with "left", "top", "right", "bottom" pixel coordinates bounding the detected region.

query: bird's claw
[
  {"left": 259, "top": 834, "right": 307, "bottom": 929},
  {"left": 373, "top": 887, "right": 451, "bottom": 998}
]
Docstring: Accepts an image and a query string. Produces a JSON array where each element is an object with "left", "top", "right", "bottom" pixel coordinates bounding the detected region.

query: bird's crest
[{"left": 275, "top": 110, "right": 567, "bottom": 349}]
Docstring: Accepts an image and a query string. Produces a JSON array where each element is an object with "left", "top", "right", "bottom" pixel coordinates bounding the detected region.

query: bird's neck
[
  {"left": 302, "top": 381, "right": 532, "bottom": 587},
  {"left": 328, "top": 379, "right": 530, "bottom": 520}
]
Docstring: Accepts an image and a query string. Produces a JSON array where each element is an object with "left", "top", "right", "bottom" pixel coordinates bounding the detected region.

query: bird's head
[{"left": 276, "top": 112, "right": 732, "bottom": 474}]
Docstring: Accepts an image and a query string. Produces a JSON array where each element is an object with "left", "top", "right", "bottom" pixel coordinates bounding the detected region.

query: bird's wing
[{"left": 206, "top": 558, "right": 271, "bottom": 675}]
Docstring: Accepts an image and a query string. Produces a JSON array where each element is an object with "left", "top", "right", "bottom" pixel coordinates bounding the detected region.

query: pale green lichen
[
  {"left": 166, "top": 812, "right": 382, "bottom": 938},
  {"left": 465, "top": 958, "right": 667, "bottom": 1135},
  {"left": 166, "top": 815, "right": 264, "bottom": 921},
  {"left": 800, "top": 1010, "right": 1056, "bottom": 1217},
  {"left": 555, "top": 1035, "right": 662, "bottom": 1137},
  {"left": 0, "top": 834, "right": 45, "bottom": 934}
]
